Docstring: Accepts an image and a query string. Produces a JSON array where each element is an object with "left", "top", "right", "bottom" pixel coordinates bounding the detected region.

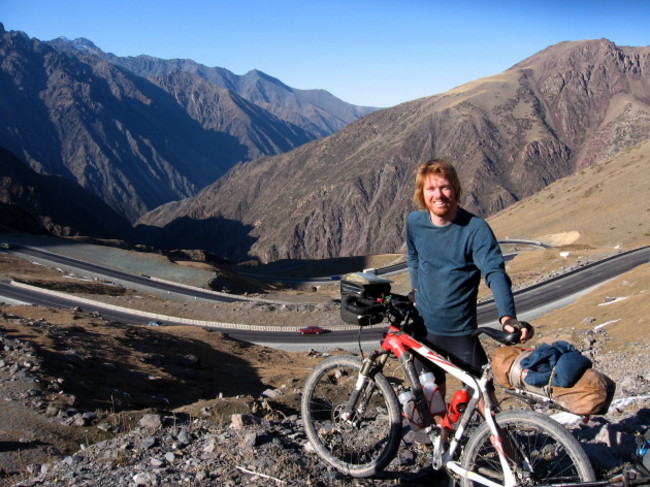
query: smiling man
[{"left": 406, "top": 159, "right": 531, "bottom": 398}]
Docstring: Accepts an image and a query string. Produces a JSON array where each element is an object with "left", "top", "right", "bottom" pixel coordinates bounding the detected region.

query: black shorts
[{"left": 414, "top": 333, "right": 488, "bottom": 385}]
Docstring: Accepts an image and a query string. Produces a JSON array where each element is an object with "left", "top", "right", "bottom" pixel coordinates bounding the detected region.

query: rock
[
  {"left": 140, "top": 437, "right": 157, "bottom": 450},
  {"left": 132, "top": 472, "right": 156, "bottom": 486},
  {"left": 139, "top": 414, "right": 162, "bottom": 430},
  {"left": 231, "top": 414, "right": 261, "bottom": 429},
  {"left": 261, "top": 388, "right": 283, "bottom": 398},
  {"left": 241, "top": 431, "right": 258, "bottom": 449}
]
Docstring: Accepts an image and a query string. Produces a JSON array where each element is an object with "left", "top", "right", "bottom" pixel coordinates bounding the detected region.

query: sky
[{"left": 2, "top": 0, "right": 650, "bottom": 107}]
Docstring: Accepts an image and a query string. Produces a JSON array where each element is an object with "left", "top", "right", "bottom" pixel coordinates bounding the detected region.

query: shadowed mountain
[
  {"left": 136, "top": 216, "right": 257, "bottom": 262},
  {"left": 0, "top": 24, "right": 375, "bottom": 224},
  {"left": 136, "top": 39, "right": 650, "bottom": 262},
  {"left": 0, "top": 146, "right": 134, "bottom": 239}
]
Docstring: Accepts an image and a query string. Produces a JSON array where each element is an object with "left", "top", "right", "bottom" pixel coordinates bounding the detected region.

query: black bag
[{"left": 339, "top": 272, "right": 391, "bottom": 325}]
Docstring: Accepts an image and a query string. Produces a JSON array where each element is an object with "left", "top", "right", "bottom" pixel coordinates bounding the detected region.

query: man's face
[{"left": 423, "top": 173, "right": 458, "bottom": 222}]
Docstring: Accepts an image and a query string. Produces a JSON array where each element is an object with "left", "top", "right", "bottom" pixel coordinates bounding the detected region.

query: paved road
[
  {"left": 1, "top": 245, "right": 649, "bottom": 351},
  {"left": 5, "top": 245, "right": 265, "bottom": 304}
]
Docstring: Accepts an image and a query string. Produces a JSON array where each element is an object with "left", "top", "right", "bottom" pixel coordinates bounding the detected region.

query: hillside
[
  {"left": 1, "top": 131, "right": 649, "bottom": 485},
  {"left": 137, "top": 39, "right": 650, "bottom": 263},
  {"left": 0, "top": 147, "right": 134, "bottom": 240},
  {"left": 488, "top": 139, "right": 650, "bottom": 250}
]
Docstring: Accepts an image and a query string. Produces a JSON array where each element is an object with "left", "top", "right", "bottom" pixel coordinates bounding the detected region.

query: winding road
[{"left": 1, "top": 244, "right": 648, "bottom": 351}]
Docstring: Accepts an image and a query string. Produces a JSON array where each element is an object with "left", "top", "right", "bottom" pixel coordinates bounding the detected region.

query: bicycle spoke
[
  {"left": 461, "top": 411, "right": 594, "bottom": 487},
  {"left": 301, "top": 355, "right": 402, "bottom": 477}
]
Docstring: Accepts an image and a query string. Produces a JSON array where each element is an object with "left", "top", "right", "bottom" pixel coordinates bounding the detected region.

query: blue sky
[{"left": 2, "top": 0, "right": 649, "bottom": 107}]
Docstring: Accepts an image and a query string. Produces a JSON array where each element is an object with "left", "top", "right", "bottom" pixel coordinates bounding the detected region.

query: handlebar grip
[
  {"left": 342, "top": 295, "right": 385, "bottom": 316},
  {"left": 473, "top": 326, "right": 521, "bottom": 345}
]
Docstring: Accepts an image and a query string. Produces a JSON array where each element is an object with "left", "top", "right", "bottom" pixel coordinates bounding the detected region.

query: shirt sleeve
[{"left": 471, "top": 220, "right": 516, "bottom": 319}]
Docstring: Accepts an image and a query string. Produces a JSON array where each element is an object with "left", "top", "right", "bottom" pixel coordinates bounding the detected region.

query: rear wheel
[
  {"left": 460, "top": 410, "right": 594, "bottom": 487},
  {"left": 301, "top": 355, "right": 402, "bottom": 477}
]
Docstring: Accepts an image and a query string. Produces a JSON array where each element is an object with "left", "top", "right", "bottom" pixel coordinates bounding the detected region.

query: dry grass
[{"left": 488, "top": 140, "right": 650, "bottom": 250}]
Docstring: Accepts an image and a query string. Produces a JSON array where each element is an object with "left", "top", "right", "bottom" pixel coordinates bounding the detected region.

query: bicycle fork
[{"left": 339, "top": 352, "right": 389, "bottom": 424}]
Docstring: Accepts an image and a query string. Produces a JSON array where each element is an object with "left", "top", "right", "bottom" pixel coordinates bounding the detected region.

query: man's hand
[{"left": 501, "top": 317, "right": 534, "bottom": 343}]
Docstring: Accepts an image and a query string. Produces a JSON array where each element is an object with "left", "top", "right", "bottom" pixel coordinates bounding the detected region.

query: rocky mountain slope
[
  {"left": 137, "top": 39, "right": 650, "bottom": 263},
  {"left": 488, "top": 139, "right": 650, "bottom": 250},
  {"left": 0, "top": 24, "right": 373, "bottom": 222},
  {"left": 102, "top": 56, "right": 376, "bottom": 139},
  {"left": 0, "top": 147, "right": 134, "bottom": 239}
]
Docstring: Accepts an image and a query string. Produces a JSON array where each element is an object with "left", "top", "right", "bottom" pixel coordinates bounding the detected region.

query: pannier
[
  {"left": 551, "top": 369, "right": 616, "bottom": 416},
  {"left": 340, "top": 272, "right": 391, "bottom": 325},
  {"left": 491, "top": 343, "right": 616, "bottom": 416}
]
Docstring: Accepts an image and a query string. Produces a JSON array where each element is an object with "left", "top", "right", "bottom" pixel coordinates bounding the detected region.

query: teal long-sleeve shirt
[{"left": 406, "top": 208, "right": 516, "bottom": 336}]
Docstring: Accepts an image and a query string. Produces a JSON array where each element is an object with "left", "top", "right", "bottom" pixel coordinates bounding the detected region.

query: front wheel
[
  {"left": 460, "top": 410, "right": 595, "bottom": 487},
  {"left": 301, "top": 355, "right": 402, "bottom": 478}
]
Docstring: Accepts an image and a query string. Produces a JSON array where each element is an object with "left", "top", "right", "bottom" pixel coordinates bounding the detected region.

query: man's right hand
[{"left": 501, "top": 317, "right": 534, "bottom": 343}]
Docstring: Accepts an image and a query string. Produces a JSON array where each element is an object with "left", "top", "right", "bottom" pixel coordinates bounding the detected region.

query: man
[{"left": 406, "top": 159, "right": 531, "bottom": 396}]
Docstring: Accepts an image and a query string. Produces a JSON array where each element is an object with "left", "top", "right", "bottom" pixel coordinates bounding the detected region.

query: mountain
[
  {"left": 136, "top": 39, "right": 650, "bottom": 263},
  {"left": 46, "top": 37, "right": 377, "bottom": 140},
  {"left": 95, "top": 54, "right": 377, "bottom": 139},
  {"left": 0, "top": 146, "right": 134, "bottom": 239},
  {"left": 0, "top": 24, "right": 375, "bottom": 223}
]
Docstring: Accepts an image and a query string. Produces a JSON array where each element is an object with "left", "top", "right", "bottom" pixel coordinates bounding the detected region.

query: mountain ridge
[
  {"left": 0, "top": 23, "right": 375, "bottom": 223},
  {"left": 136, "top": 38, "right": 650, "bottom": 262},
  {"left": 45, "top": 35, "right": 378, "bottom": 138}
]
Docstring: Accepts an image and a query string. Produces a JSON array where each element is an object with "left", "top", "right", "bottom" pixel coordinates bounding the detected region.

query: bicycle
[{"left": 301, "top": 291, "right": 596, "bottom": 487}]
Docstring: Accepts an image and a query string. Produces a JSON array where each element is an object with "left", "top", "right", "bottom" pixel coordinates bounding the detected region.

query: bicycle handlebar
[
  {"left": 343, "top": 294, "right": 529, "bottom": 345},
  {"left": 472, "top": 326, "right": 522, "bottom": 346}
]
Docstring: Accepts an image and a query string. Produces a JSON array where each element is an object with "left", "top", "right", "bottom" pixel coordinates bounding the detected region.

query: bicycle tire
[
  {"left": 460, "top": 410, "right": 595, "bottom": 487},
  {"left": 301, "top": 354, "right": 402, "bottom": 478}
]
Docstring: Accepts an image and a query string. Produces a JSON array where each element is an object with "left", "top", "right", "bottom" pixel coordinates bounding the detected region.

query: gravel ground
[{"left": 1, "top": 308, "right": 649, "bottom": 487}]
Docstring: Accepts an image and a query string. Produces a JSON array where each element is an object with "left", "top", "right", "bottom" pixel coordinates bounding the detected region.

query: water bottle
[
  {"left": 397, "top": 390, "right": 423, "bottom": 431},
  {"left": 419, "top": 372, "right": 446, "bottom": 415}
]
